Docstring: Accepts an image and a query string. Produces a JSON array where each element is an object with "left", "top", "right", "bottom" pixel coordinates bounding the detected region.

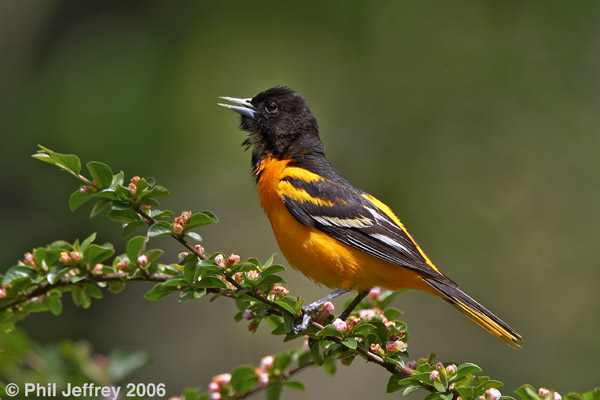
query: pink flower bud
[
  {"left": 93, "top": 264, "right": 103, "bottom": 274},
  {"left": 368, "top": 287, "right": 381, "bottom": 299},
  {"left": 195, "top": 245, "right": 205, "bottom": 255},
  {"left": 180, "top": 211, "right": 192, "bottom": 222},
  {"left": 226, "top": 254, "right": 241, "bottom": 266},
  {"left": 435, "top": 362, "right": 444, "bottom": 370},
  {"left": 212, "top": 373, "right": 231, "bottom": 386},
  {"left": 0, "top": 288, "right": 6, "bottom": 299},
  {"left": 178, "top": 252, "right": 189, "bottom": 261},
  {"left": 554, "top": 393, "right": 561, "bottom": 400},
  {"left": 332, "top": 318, "right": 348, "bottom": 332},
  {"left": 246, "top": 270, "right": 260, "bottom": 280},
  {"left": 233, "top": 272, "right": 243, "bottom": 282},
  {"left": 117, "top": 259, "right": 129, "bottom": 271},
  {"left": 538, "top": 388, "right": 550, "bottom": 397},
  {"left": 479, "top": 396, "right": 485, "bottom": 400},
  {"left": 386, "top": 340, "right": 408, "bottom": 353},
  {"left": 260, "top": 355, "right": 274, "bottom": 371},
  {"left": 70, "top": 251, "right": 81, "bottom": 261},
  {"left": 429, "top": 370, "right": 439, "bottom": 381},
  {"left": 24, "top": 252, "right": 35, "bottom": 266},
  {"left": 242, "top": 309, "right": 254, "bottom": 320},
  {"left": 214, "top": 254, "right": 225, "bottom": 268},
  {"left": 210, "top": 392, "right": 221, "bottom": 400},
  {"left": 347, "top": 315, "right": 361, "bottom": 327},
  {"left": 59, "top": 251, "right": 71, "bottom": 264},
  {"left": 322, "top": 301, "right": 335, "bottom": 314},
  {"left": 257, "top": 372, "right": 269, "bottom": 387},
  {"left": 407, "top": 361, "right": 417, "bottom": 370},
  {"left": 446, "top": 364, "right": 457, "bottom": 374},
  {"left": 80, "top": 185, "right": 91, "bottom": 194},
  {"left": 172, "top": 222, "right": 184, "bottom": 234},
  {"left": 128, "top": 182, "right": 137, "bottom": 196},
  {"left": 486, "top": 388, "right": 501, "bottom": 400},
  {"left": 370, "top": 343, "right": 384, "bottom": 355},
  {"left": 208, "top": 382, "right": 220, "bottom": 393},
  {"left": 137, "top": 254, "right": 148, "bottom": 266}
]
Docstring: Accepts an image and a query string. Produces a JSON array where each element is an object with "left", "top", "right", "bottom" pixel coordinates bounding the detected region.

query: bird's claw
[{"left": 291, "top": 305, "right": 319, "bottom": 334}]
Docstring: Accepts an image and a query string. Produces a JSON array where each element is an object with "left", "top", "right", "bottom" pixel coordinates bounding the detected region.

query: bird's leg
[
  {"left": 292, "top": 289, "right": 348, "bottom": 334},
  {"left": 337, "top": 291, "right": 369, "bottom": 321}
]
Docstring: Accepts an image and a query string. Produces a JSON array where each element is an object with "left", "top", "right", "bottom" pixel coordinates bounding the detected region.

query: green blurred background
[{"left": 1, "top": 0, "right": 599, "bottom": 397}]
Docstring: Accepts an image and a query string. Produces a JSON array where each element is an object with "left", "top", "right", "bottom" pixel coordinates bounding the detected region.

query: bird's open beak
[{"left": 218, "top": 96, "right": 257, "bottom": 119}]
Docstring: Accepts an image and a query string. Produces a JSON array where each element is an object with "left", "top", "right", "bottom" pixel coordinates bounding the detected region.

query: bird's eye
[{"left": 265, "top": 102, "right": 278, "bottom": 113}]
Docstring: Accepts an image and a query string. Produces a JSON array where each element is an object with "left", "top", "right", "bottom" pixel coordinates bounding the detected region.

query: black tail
[{"left": 426, "top": 279, "right": 522, "bottom": 348}]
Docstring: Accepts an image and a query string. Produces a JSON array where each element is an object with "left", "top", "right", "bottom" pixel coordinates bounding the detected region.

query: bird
[{"left": 218, "top": 86, "right": 522, "bottom": 348}]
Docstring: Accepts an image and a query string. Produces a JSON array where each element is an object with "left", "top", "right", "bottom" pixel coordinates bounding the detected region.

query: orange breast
[{"left": 255, "top": 156, "right": 439, "bottom": 294}]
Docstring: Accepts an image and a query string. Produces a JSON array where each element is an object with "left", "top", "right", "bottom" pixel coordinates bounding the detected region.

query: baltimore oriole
[{"left": 219, "top": 86, "right": 521, "bottom": 348}]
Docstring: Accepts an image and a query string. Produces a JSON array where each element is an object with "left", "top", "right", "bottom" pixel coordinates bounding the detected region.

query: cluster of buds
[
  {"left": 226, "top": 254, "right": 240, "bottom": 267},
  {"left": 268, "top": 284, "right": 289, "bottom": 301},
  {"left": 407, "top": 360, "right": 418, "bottom": 370},
  {"left": 128, "top": 176, "right": 141, "bottom": 196},
  {"left": 312, "top": 302, "right": 335, "bottom": 324},
  {"left": 172, "top": 210, "right": 192, "bottom": 234},
  {"left": 59, "top": 251, "right": 81, "bottom": 265},
  {"left": 385, "top": 339, "right": 407, "bottom": 353},
  {"left": 208, "top": 373, "right": 232, "bottom": 400},
  {"left": 358, "top": 307, "right": 384, "bottom": 321},
  {"left": 346, "top": 315, "right": 361, "bottom": 328},
  {"left": 254, "top": 355, "right": 274, "bottom": 388}
]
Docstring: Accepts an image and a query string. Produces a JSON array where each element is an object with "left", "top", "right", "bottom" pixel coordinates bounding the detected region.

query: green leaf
[
  {"left": 147, "top": 222, "right": 173, "bottom": 238},
  {"left": 273, "top": 353, "right": 292, "bottom": 370},
  {"left": 35, "top": 145, "right": 81, "bottom": 174},
  {"left": 108, "top": 282, "right": 126, "bottom": 293},
  {"left": 2, "top": 265, "right": 36, "bottom": 286},
  {"left": 456, "top": 387, "right": 474, "bottom": 400},
  {"left": 84, "top": 284, "right": 103, "bottom": 299},
  {"left": 47, "top": 266, "right": 70, "bottom": 284},
  {"left": 283, "top": 380, "right": 306, "bottom": 391},
  {"left": 47, "top": 295, "right": 63, "bottom": 316},
  {"left": 310, "top": 342, "right": 324, "bottom": 366},
  {"left": 86, "top": 161, "right": 113, "bottom": 187},
  {"left": 92, "top": 188, "right": 118, "bottom": 200},
  {"left": 514, "top": 385, "right": 539, "bottom": 400},
  {"left": 69, "top": 190, "right": 92, "bottom": 211},
  {"left": 83, "top": 243, "right": 115, "bottom": 266},
  {"left": 322, "top": 357, "right": 337, "bottom": 375},
  {"left": 90, "top": 198, "right": 111, "bottom": 218},
  {"left": 231, "top": 365, "right": 258, "bottom": 393},
  {"left": 80, "top": 232, "right": 97, "bottom": 253},
  {"left": 383, "top": 307, "right": 403, "bottom": 320},
  {"left": 144, "top": 284, "right": 177, "bottom": 301},
  {"left": 196, "top": 277, "right": 227, "bottom": 289},
  {"left": 184, "top": 263, "right": 196, "bottom": 284},
  {"left": 150, "top": 209, "right": 174, "bottom": 220},
  {"left": 387, "top": 376, "right": 416, "bottom": 393},
  {"left": 122, "top": 220, "right": 145, "bottom": 238},
  {"left": 108, "top": 208, "right": 140, "bottom": 223},
  {"left": 71, "top": 286, "right": 91, "bottom": 309},
  {"left": 261, "top": 264, "right": 286, "bottom": 278},
  {"left": 266, "top": 383, "right": 283, "bottom": 400},
  {"left": 403, "top": 385, "right": 422, "bottom": 396},
  {"left": 341, "top": 338, "right": 357, "bottom": 349},
  {"left": 145, "top": 249, "right": 163, "bottom": 264},
  {"left": 315, "top": 324, "right": 340, "bottom": 338},
  {"left": 139, "top": 185, "right": 170, "bottom": 200},
  {"left": 583, "top": 388, "right": 600, "bottom": 400},
  {"left": 274, "top": 300, "right": 296, "bottom": 316},
  {"left": 186, "top": 212, "right": 219, "bottom": 229},
  {"left": 126, "top": 236, "right": 148, "bottom": 263},
  {"left": 455, "top": 363, "right": 482, "bottom": 378},
  {"left": 185, "top": 231, "right": 203, "bottom": 242}
]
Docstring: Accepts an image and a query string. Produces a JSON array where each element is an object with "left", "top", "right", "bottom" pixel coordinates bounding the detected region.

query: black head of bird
[{"left": 218, "top": 86, "right": 323, "bottom": 166}]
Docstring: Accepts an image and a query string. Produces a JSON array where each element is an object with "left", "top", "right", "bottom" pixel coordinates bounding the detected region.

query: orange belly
[{"left": 255, "top": 156, "right": 439, "bottom": 295}]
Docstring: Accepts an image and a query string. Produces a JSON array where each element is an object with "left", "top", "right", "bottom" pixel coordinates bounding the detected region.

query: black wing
[{"left": 280, "top": 175, "right": 456, "bottom": 286}]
